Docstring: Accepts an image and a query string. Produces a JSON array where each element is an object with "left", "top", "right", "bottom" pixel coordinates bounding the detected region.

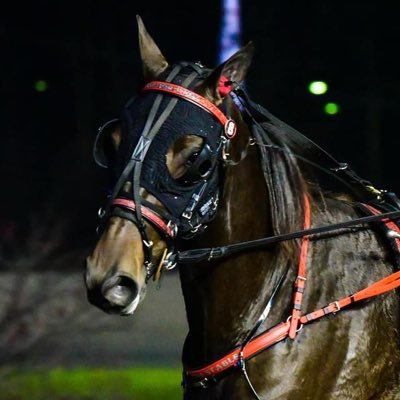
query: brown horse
[{"left": 85, "top": 16, "right": 400, "bottom": 399}]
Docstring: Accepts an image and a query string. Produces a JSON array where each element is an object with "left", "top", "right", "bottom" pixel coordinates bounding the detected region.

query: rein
[{"left": 174, "top": 208, "right": 400, "bottom": 264}]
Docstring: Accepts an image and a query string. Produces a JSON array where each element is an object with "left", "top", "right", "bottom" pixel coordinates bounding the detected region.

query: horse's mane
[{"left": 249, "top": 105, "right": 323, "bottom": 258}]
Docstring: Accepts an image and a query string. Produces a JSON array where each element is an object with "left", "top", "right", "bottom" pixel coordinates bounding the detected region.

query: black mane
[{"left": 247, "top": 103, "right": 320, "bottom": 257}]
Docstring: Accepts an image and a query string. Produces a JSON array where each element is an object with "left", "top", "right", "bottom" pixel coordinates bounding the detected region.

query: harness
[
  {"left": 183, "top": 197, "right": 400, "bottom": 394},
  {"left": 93, "top": 61, "right": 400, "bottom": 398}
]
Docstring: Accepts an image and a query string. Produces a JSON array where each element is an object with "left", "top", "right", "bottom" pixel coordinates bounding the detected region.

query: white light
[
  {"left": 219, "top": 0, "right": 241, "bottom": 63},
  {"left": 308, "top": 81, "right": 328, "bottom": 95}
]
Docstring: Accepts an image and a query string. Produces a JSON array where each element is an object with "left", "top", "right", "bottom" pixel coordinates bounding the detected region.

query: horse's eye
[
  {"left": 166, "top": 135, "right": 205, "bottom": 181},
  {"left": 186, "top": 151, "right": 200, "bottom": 165}
]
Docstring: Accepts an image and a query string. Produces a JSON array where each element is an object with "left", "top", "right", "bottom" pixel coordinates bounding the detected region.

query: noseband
[{"left": 97, "top": 62, "right": 236, "bottom": 281}]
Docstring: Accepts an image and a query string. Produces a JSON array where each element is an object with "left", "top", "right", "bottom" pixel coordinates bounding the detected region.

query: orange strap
[
  {"left": 289, "top": 193, "right": 311, "bottom": 339},
  {"left": 186, "top": 322, "right": 290, "bottom": 379},
  {"left": 143, "top": 81, "right": 229, "bottom": 126},
  {"left": 300, "top": 269, "right": 400, "bottom": 324},
  {"left": 300, "top": 204, "right": 400, "bottom": 325},
  {"left": 185, "top": 199, "right": 400, "bottom": 382}
]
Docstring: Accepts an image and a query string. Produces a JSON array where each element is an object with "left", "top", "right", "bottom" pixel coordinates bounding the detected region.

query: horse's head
[{"left": 85, "top": 16, "right": 253, "bottom": 315}]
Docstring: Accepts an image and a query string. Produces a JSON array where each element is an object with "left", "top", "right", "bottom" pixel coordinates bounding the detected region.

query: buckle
[
  {"left": 98, "top": 207, "right": 106, "bottom": 218},
  {"left": 143, "top": 240, "right": 153, "bottom": 248},
  {"left": 163, "top": 252, "right": 177, "bottom": 270},
  {"left": 184, "top": 376, "right": 216, "bottom": 389},
  {"left": 330, "top": 163, "right": 348, "bottom": 172},
  {"left": 329, "top": 301, "right": 341, "bottom": 313},
  {"left": 167, "top": 220, "right": 178, "bottom": 238}
]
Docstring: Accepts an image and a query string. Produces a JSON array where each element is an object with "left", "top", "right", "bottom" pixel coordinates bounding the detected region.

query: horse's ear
[
  {"left": 136, "top": 15, "right": 169, "bottom": 80},
  {"left": 200, "top": 42, "right": 254, "bottom": 104}
]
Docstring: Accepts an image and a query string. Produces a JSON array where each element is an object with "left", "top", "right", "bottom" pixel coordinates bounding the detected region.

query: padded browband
[{"left": 142, "top": 81, "right": 237, "bottom": 138}]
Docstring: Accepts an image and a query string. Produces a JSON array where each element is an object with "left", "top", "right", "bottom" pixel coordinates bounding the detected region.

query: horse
[{"left": 85, "top": 16, "right": 400, "bottom": 399}]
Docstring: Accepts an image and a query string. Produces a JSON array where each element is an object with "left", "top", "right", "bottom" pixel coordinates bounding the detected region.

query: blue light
[{"left": 219, "top": 0, "right": 241, "bottom": 63}]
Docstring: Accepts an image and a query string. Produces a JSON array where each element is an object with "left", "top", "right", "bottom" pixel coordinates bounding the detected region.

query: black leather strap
[{"left": 175, "top": 209, "right": 400, "bottom": 264}]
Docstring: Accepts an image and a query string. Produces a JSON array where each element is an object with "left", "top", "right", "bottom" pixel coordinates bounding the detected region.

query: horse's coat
[{"left": 85, "top": 16, "right": 400, "bottom": 399}]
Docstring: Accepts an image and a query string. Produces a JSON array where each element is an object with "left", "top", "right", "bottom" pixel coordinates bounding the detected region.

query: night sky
[{"left": 1, "top": 1, "right": 400, "bottom": 266}]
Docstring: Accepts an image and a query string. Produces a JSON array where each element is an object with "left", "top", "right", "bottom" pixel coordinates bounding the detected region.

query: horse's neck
[{"left": 179, "top": 111, "right": 288, "bottom": 367}]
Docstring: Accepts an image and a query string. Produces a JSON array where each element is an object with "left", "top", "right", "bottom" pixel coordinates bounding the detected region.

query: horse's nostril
[{"left": 101, "top": 275, "right": 139, "bottom": 307}]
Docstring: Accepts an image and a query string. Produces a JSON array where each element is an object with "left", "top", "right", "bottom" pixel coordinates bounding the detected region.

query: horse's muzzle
[{"left": 86, "top": 273, "right": 140, "bottom": 315}]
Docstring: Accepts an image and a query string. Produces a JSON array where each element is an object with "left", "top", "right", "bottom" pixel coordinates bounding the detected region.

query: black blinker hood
[{"left": 116, "top": 63, "right": 227, "bottom": 233}]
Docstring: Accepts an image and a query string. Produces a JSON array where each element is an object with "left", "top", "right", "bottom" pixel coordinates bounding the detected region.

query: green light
[
  {"left": 308, "top": 81, "right": 328, "bottom": 95},
  {"left": 324, "top": 102, "right": 340, "bottom": 115},
  {"left": 34, "top": 80, "right": 48, "bottom": 92}
]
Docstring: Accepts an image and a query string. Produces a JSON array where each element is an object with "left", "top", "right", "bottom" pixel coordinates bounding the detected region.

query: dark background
[{"left": 1, "top": 1, "right": 399, "bottom": 268}]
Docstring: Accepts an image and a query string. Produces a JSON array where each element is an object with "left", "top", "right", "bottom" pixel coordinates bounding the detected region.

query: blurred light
[
  {"left": 308, "top": 81, "right": 328, "bottom": 95},
  {"left": 219, "top": 0, "right": 241, "bottom": 63},
  {"left": 324, "top": 102, "right": 340, "bottom": 115},
  {"left": 34, "top": 80, "right": 48, "bottom": 92}
]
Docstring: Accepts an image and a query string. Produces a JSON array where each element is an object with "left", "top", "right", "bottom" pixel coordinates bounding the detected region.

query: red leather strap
[
  {"left": 185, "top": 198, "right": 400, "bottom": 382},
  {"left": 186, "top": 321, "right": 290, "bottom": 379},
  {"left": 112, "top": 198, "right": 175, "bottom": 238},
  {"left": 300, "top": 204, "right": 400, "bottom": 325},
  {"left": 143, "top": 81, "right": 229, "bottom": 126},
  {"left": 300, "top": 269, "right": 400, "bottom": 324},
  {"left": 185, "top": 194, "right": 312, "bottom": 380},
  {"left": 289, "top": 193, "right": 311, "bottom": 339}
]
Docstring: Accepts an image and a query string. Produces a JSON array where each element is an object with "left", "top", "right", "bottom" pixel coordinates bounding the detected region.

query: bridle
[
  {"left": 94, "top": 61, "right": 400, "bottom": 398},
  {"left": 95, "top": 62, "right": 238, "bottom": 281}
]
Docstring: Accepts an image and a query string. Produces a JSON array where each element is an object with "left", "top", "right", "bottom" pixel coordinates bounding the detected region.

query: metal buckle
[
  {"left": 167, "top": 220, "right": 178, "bottom": 238},
  {"left": 98, "top": 207, "right": 106, "bottom": 218},
  {"left": 163, "top": 252, "right": 177, "bottom": 271},
  {"left": 296, "top": 275, "right": 307, "bottom": 282},
  {"left": 143, "top": 240, "right": 153, "bottom": 248},
  {"left": 387, "top": 230, "right": 400, "bottom": 239},
  {"left": 330, "top": 301, "right": 341, "bottom": 313},
  {"left": 190, "top": 224, "right": 202, "bottom": 234},
  {"left": 330, "top": 163, "right": 348, "bottom": 172},
  {"left": 194, "top": 377, "right": 212, "bottom": 389},
  {"left": 208, "top": 248, "right": 218, "bottom": 261},
  {"left": 286, "top": 315, "right": 303, "bottom": 332}
]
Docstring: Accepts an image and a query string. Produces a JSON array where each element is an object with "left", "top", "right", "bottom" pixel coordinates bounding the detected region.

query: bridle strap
[
  {"left": 234, "top": 86, "right": 382, "bottom": 200},
  {"left": 112, "top": 198, "right": 177, "bottom": 238},
  {"left": 175, "top": 209, "right": 400, "bottom": 264},
  {"left": 143, "top": 81, "right": 229, "bottom": 126},
  {"left": 130, "top": 70, "right": 199, "bottom": 269},
  {"left": 104, "top": 65, "right": 183, "bottom": 216}
]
